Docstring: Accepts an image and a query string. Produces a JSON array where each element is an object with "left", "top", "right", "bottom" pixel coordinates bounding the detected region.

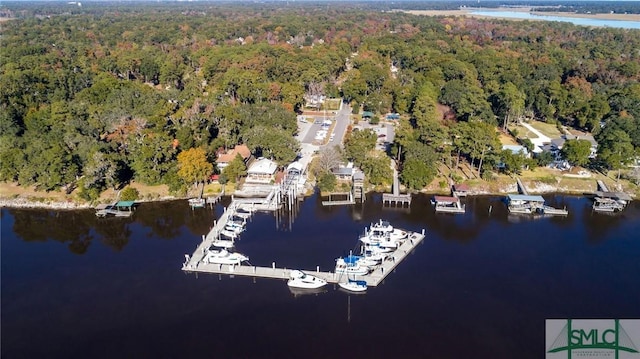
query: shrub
[{"left": 120, "top": 187, "right": 140, "bottom": 201}]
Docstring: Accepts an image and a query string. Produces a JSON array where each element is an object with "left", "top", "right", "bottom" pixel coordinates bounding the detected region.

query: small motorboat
[
  {"left": 287, "top": 270, "right": 327, "bottom": 289},
  {"left": 338, "top": 279, "right": 367, "bottom": 293},
  {"left": 204, "top": 249, "right": 248, "bottom": 265}
]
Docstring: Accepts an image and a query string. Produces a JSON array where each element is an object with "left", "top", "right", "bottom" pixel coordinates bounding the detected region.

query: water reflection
[{"left": 3, "top": 193, "right": 634, "bottom": 255}]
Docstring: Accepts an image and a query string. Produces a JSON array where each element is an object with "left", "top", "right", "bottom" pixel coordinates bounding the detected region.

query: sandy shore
[{"left": 402, "top": 9, "right": 640, "bottom": 22}]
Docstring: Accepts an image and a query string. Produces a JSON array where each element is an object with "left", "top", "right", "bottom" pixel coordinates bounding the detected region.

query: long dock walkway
[{"left": 183, "top": 224, "right": 426, "bottom": 287}]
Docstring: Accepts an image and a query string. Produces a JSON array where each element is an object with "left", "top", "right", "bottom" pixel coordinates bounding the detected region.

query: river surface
[
  {"left": 2, "top": 193, "right": 639, "bottom": 358},
  {"left": 471, "top": 10, "right": 640, "bottom": 29}
]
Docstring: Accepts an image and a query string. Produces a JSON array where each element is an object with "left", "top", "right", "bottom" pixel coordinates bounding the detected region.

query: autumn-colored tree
[{"left": 177, "top": 147, "right": 213, "bottom": 186}]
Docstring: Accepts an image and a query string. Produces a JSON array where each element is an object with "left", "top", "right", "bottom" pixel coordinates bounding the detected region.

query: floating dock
[
  {"left": 182, "top": 204, "right": 426, "bottom": 287},
  {"left": 432, "top": 195, "right": 465, "bottom": 214}
]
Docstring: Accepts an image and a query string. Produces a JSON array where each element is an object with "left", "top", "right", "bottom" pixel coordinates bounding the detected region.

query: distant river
[
  {"left": 471, "top": 10, "right": 640, "bottom": 29},
  {"left": 2, "top": 194, "right": 639, "bottom": 359}
]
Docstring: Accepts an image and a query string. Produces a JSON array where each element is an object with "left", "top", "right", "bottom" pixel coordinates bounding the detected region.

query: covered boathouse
[{"left": 506, "top": 194, "right": 545, "bottom": 214}]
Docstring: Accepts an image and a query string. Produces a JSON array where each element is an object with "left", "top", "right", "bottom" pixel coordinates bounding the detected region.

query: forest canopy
[{"left": 1, "top": 2, "right": 639, "bottom": 196}]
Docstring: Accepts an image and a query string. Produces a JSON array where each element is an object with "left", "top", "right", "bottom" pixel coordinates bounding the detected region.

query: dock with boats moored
[
  {"left": 182, "top": 201, "right": 426, "bottom": 287},
  {"left": 506, "top": 178, "right": 568, "bottom": 216}
]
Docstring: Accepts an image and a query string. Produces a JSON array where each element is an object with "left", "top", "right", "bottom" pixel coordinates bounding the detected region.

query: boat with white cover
[
  {"left": 335, "top": 255, "right": 370, "bottom": 276},
  {"left": 362, "top": 243, "right": 395, "bottom": 254},
  {"left": 368, "top": 219, "right": 409, "bottom": 241},
  {"left": 287, "top": 270, "right": 327, "bottom": 289},
  {"left": 359, "top": 232, "right": 399, "bottom": 249},
  {"left": 338, "top": 279, "right": 367, "bottom": 293},
  {"left": 204, "top": 249, "right": 248, "bottom": 265}
]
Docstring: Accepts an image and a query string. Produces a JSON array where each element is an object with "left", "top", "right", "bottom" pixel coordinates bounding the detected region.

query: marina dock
[{"left": 182, "top": 201, "right": 426, "bottom": 287}]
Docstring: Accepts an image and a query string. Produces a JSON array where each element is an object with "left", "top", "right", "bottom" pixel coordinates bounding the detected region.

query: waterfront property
[
  {"left": 246, "top": 158, "right": 278, "bottom": 184},
  {"left": 215, "top": 144, "right": 252, "bottom": 171}
]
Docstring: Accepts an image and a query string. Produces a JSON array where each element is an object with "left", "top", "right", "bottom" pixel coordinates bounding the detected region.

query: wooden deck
[{"left": 183, "top": 221, "right": 426, "bottom": 287}]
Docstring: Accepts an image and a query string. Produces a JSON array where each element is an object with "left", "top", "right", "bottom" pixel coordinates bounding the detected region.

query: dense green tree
[
  {"left": 359, "top": 154, "right": 392, "bottom": 186},
  {"left": 344, "top": 129, "right": 376, "bottom": 165},
  {"left": 222, "top": 154, "right": 247, "bottom": 183},
  {"left": 400, "top": 158, "right": 436, "bottom": 190},
  {"left": 317, "top": 172, "right": 337, "bottom": 192},
  {"left": 561, "top": 139, "right": 592, "bottom": 167}
]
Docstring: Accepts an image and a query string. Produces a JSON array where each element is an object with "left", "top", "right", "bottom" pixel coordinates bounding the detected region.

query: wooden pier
[
  {"left": 182, "top": 208, "right": 426, "bottom": 287},
  {"left": 382, "top": 167, "right": 411, "bottom": 206}
]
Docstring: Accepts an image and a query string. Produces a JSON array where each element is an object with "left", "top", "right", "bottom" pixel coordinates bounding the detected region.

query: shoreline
[{"left": 0, "top": 185, "right": 624, "bottom": 211}]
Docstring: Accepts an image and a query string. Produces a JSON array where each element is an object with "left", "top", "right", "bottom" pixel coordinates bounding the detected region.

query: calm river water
[
  {"left": 471, "top": 10, "right": 640, "bottom": 29},
  {"left": 2, "top": 193, "right": 639, "bottom": 358}
]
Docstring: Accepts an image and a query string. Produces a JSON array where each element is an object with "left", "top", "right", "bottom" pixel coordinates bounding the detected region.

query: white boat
[
  {"left": 362, "top": 243, "right": 395, "bottom": 254},
  {"left": 287, "top": 270, "right": 327, "bottom": 289},
  {"left": 338, "top": 279, "right": 367, "bottom": 293},
  {"left": 335, "top": 255, "right": 370, "bottom": 276},
  {"left": 211, "top": 238, "right": 234, "bottom": 249},
  {"left": 220, "top": 229, "right": 239, "bottom": 239},
  {"left": 359, "top": 232, "right": 398, "bottom": 249},
  {"left": 360, "top": 248, "right": 387, "bottom": 263},
  {"left": 224, "top": 223, "right": 244, "bottom": 234},
  {"left": 188, "top": 198, "right": 205, "bottom": 208},
  {"left": 204, "top": 249, "right": 248, "bottom": 265},
  {"left": 368, "top": 220, "right": 409, "bottom": 241}
]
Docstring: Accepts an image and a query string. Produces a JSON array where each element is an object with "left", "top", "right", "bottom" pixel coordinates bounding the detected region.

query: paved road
[{"left": 325, "top": 102, "right": 350, "bottom": 148}]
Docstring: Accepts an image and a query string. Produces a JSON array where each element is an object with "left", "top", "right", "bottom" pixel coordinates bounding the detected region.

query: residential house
[
  {"left": 543, "top": 134, "right": 598, "bottom": 159},
  {"left": 246, "top": 158, "right": 278, "bottom": 184},
  {"left": 216, "top": 144, "right": 252, "bottom": 171}
]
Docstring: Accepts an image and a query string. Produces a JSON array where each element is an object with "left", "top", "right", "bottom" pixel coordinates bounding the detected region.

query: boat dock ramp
[{"left": 182, "top": 200, "right": 426, "bottom": 286}]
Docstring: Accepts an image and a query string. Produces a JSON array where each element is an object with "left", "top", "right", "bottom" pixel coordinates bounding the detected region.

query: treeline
[{"left": 1, "top": 3, "right": 639, "bottom": 196}]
